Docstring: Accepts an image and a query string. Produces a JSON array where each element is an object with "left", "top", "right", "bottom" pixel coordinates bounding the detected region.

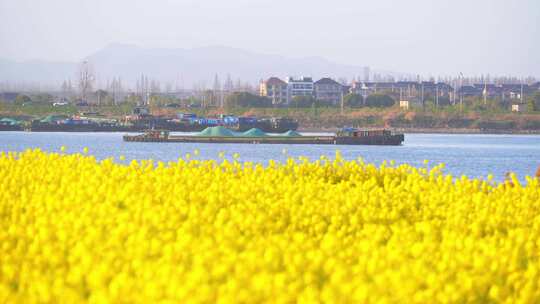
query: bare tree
[
  {"left": 108, "top": 77, "right": 123, "bottom": 106},
  {"left": 137, "top": 74, "right": 150, "bottom": 105},
  {"left": 61, "top": 79, "right": 73, "bottom": 101},
  {"left": 222, "top": 73, "right": 234, "bottom": 102},
  {"left": 224, "top": 74, "right": 233, "bottom": 92},
  {"left": 150, "top": 80, "right": 161, "bottom": 94},
  {"left": 165, "top": 82, "right": 173, "bottom": 94},
  {"left": 78, "top": 60, "right": 95, "bottom": 103},
  {"left": 212, "top": 74, "right": 222, "bottom": 107},
  {"left": 235, "top": 78, "right": 243, "bottom": 91}
]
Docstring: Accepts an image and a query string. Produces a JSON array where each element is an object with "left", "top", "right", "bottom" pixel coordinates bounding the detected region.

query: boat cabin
[
  {"left": 144, "top": 129, "right": 170, "bottom": 139},
  {"left": 337, "top": 128, "right": 392, "bottom": 137}
]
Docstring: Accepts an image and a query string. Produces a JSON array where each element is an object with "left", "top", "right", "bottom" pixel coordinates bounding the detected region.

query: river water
[{"left": 1, "top": 132, "right": 539, "bottom": 182}]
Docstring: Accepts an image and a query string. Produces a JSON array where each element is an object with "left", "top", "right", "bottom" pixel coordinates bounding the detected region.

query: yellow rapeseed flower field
[{"left": 1, "top": 149, "right": 539, "bottom": 303}]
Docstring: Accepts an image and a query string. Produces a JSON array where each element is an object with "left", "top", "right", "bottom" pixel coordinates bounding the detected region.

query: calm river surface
[{"left": 1, "top": 132, "right": 539, "bottom": 181}]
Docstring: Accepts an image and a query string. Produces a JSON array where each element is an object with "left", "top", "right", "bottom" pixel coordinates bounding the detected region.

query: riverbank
[
  {"left": 3, "top": 103, "right": 540, "bottom": 134},
  {"left": 298, "top": 127, "right": 540, "bottom": 135}
]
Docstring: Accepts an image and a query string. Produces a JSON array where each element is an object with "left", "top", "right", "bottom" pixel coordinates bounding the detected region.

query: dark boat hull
[
  {"left": 0, "top": 125, "right": 23, "bottom": 131},
  {"left": 28, "top": 123, "right": 134, "bottom": 132},
  {"left": 123, "top": 134, "right": 404, "bottom": 145},
  {"left": 335, "top": 134, "right": 404, "bottom": 145},
  {"left": 26, "top": 122, "right": 298, "bottom": 133}
]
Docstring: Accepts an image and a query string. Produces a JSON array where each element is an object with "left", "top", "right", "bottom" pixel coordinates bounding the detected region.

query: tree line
[{"left": 224, "top": 92, "right": 397, "bottom": 108}]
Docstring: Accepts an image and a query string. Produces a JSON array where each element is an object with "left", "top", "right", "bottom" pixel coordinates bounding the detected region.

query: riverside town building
[
  {"left": 314, "top": 78, "right": 343, "bottom": 105},
  {"left": 260, "top": 76, "right": 540, "bottom": 108},
  {"left": 259, "top": 77, "right": 288, "bottom": 105}
]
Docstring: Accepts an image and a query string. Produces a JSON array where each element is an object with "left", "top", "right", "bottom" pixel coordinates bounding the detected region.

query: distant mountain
[{"left": 0, "top": 44, "right": 376, "bottom": 87}]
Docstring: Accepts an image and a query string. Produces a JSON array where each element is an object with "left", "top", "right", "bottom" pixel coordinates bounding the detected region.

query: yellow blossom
[{"left": 0, "top": 149, "right": 539, "bottom": 303}]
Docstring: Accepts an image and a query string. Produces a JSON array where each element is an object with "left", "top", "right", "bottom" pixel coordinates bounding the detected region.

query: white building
[
  {"left": 286, "top": 76, "right": 314, "bottom": 99},
  {"left": 511, "top": 104, "right": 524, "bottom": 112},
  {"left": 399, "top": 100, "right": 410, "bottom": 110}
]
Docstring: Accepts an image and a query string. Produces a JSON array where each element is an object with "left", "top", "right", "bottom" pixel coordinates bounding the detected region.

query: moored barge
[{"left": 123, "top": 127, "right": 404, "bottom": 145}]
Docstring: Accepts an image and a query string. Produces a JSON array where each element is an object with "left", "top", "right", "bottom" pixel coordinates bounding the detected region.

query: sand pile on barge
[
  {"left": 241, "top": 128, "right": 268, "bottom": 137},
  {"left": 282, "top": 130, "right": 302, "bottom": 137},
  {"left": 196, "top": 126, "right": 303, "bottom": 137},
  {"left": 196, "top": 126, "right": 237, "bottom": 137}
]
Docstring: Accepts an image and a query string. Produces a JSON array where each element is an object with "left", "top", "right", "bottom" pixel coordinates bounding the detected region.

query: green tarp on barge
[
  {"left": 281, "top": 130, "right": 302, "bottom": 137},
  {"left": 196, "top": 126, "right": 237, "bottom": 137},
  {"left": 241, "top": 128, "right": 268, "bottom": 137},
  {"left": 196, "top": 126, "right": 302, "bottom": 137}
]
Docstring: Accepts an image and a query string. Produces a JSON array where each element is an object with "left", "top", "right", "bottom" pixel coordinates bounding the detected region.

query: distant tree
[
  {"left": 531, "top": 91, "right": 540, "bottom": 109},
  {"left": 292, "top": 95, "right": 317, "bottom": 107},
  {"left": 108, "top": 77, "right": 122, "bottom": 106},
  {"left": 224, "top": 73, "right": 234, "bottom": 93},
  {"left": 343, "top": 93, "right": 363, "bottom": 108},
  {"left": 30, "top": 93, "right": 54, "bottom": 104},
  {"left": 425, "top": 96, "right": 451, "bottom": 107},
  {"left": 212, "top": 74, "right": 222, "bottom": 107},
  {"left": 203, "top": 90, "right": 215, "bottom": 107},
  {"left": 165, "top": 82, "right": 173, "bottom": 93},
  {"left": 78, "top": 60, "right": 95, "bottom": 102},
  {"left": 148, "top": 94, "right": 168, "bottom": 107},
  {"left": 527, "top": 99, "right": 537, "bottom": 112},
  {"left": 186, "top": 96, "right": 201, "bottom": 107},
  {"left": 123, "top": 94, "right": 141, "bottom": 105},
  {"left": 14, "top": 94, "right": 32, "bottom": 105},
  {"left": 225, "top": 92, "right": 271, "bottom": 108},
  {"left": 150, "top": 80, "right": 161, "bottom": 94},
  {"left": 235, "top": 78, "right": 243, "bottom": 91},
  {"left": 365, "top": 94, "right": 395, "bottom": 108},
  {"left": 61, "top": 79, "right": 73, "bottom": 99},
  {"left": 95, "top": 90, "right": 108, "bottom": 106},
  {"left": 436, "top": 96, "right": 451, "bottom": 107}
]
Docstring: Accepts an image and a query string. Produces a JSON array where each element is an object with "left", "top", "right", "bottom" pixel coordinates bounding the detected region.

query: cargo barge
[
  {"left": 0, "top": 118, "right": 23, "bottom": 131},
  {"left": 123, "top": 127, "right": 404, "bottom": 145}
]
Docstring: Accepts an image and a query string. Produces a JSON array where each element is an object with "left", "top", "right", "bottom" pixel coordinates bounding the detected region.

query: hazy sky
[{"left": 1, "top": 0, "right": 538, "bottom": 76}]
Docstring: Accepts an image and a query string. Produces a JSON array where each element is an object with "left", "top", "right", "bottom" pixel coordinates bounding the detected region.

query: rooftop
[
  {"left": 264, "top": 77, "right": 287, "bottom": 86},
  {"left": 287, "top": 76, "right": 313, "bottom": 83},
  {"left": 314, "top": 77, "right": 341, "bottom": 85}
]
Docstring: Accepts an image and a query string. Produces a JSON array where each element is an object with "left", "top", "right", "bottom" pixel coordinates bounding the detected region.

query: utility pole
[
  {"left": 436, "top": 84, "right": 439, "bottom": 108},
  {"left": 520, "top": 78, "right": 524, "bottom": 104},
  {"left": 421, "top": 82, "right": 425, "bottom": 111},
  {"left": 340, "top": 91, "right": 344, "bottom": 115},
  {"left": 452, "top": 79, "right": 456, "bottom": 105},
  {"left": 483, "top": 82, "right": 487, "bottom": 105},
  {"left": 459, "top": 72, "right": 464, "bottom": 112}
]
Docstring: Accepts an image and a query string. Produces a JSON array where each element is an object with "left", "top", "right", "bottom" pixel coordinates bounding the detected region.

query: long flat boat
[{"left": 123, "top": 128, "right": 404, "bottom": 146}]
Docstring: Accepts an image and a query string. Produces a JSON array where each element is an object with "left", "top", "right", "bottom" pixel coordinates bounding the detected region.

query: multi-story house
[
  {"left": 314, "top": 78, "right": 343, "bottom": 105},
  {"left": 259, "top": 77, "right": 288, "bottom": 105},
  {"left": 286, "top": 76, "right": 314, "bottom": 99},
  {"left": 350, "top": 80, "right": 369, "bottom": 98}
]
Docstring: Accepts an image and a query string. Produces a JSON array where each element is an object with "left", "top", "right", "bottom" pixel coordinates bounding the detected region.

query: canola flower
[{"left": 0, "top": 149, "right": 539, "bottom": 303}]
